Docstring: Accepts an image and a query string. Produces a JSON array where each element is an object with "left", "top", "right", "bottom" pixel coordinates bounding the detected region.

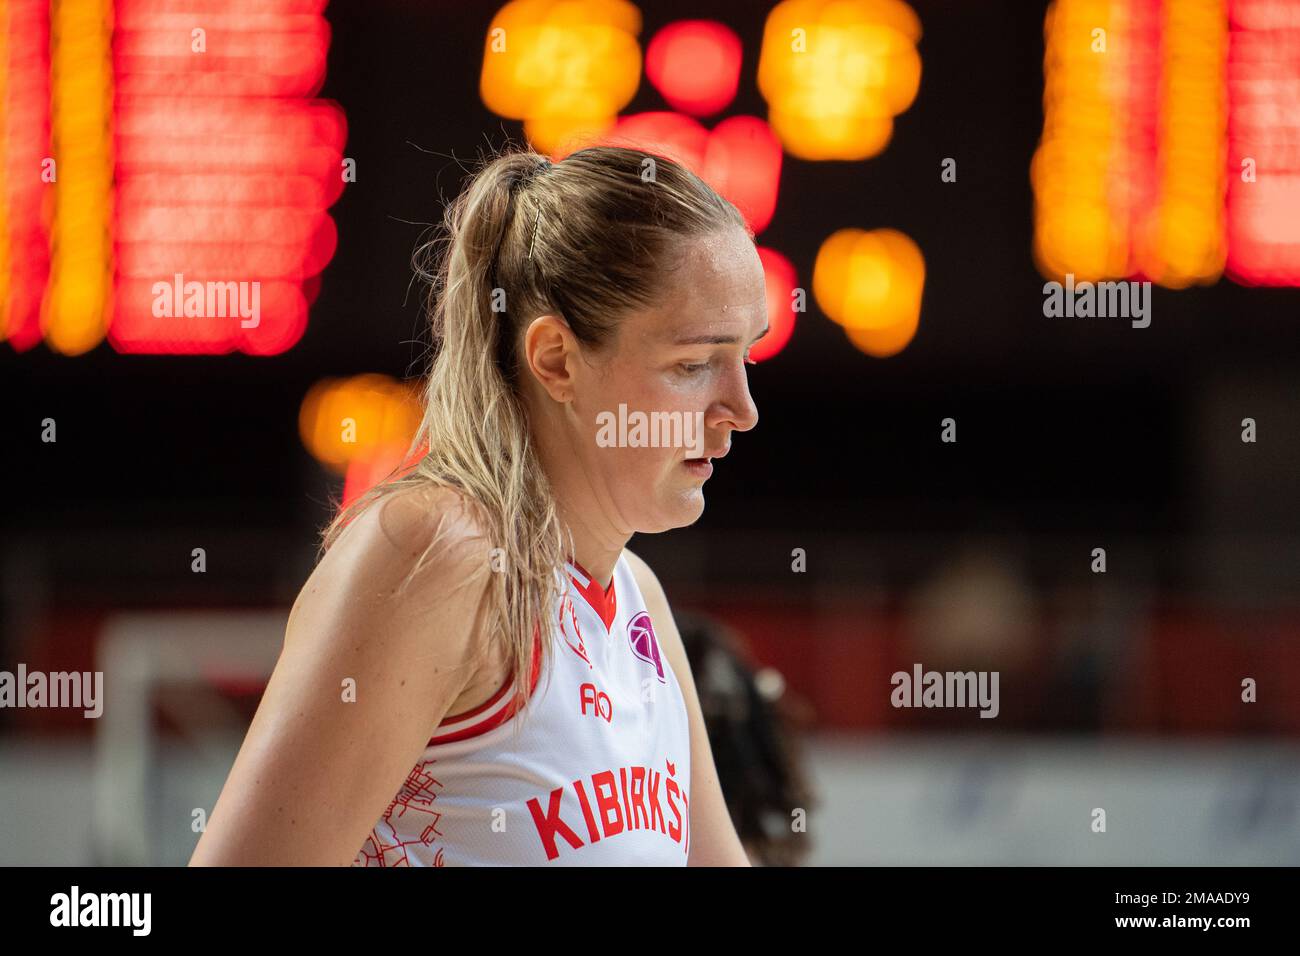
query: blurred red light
[
  {"left": 1226, "top": 0, "right": 1300, "bottom": 285},
  {"left": 607, "top": 111, "right": 709, "bottom": 169},
  {"left": 703, "top": 116, "right": 782, "bottom": 235},
  {"left": 752, "top": 246, "right": 797, "bottom": 362},
  {"left": 645, "top": 20, "right": 742, "bottom": 118},
  {"left": 607, "top": 113, "right": 781, "bottom": 235},
  {"left": 0, "top": 0, "right": 51, "bottom": 352},
  {"left": 109, "top": 2, "right": 346, "bottom": 354}
]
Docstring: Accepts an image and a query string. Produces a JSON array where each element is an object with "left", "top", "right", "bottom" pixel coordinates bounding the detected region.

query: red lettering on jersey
[
  {"left": 665, "top": 777, "right": 683, "bottom": 844},
  {"left": 619, "top": 766, "right": 633, "bottom": 829},
  {"left": 526, "top": 787, "right": 585, "bottom": 861},
  {"left": 573, "top": 778, "right": 602, "bottom": 843},
  {"left": 630, "top": 766, "right": 650, "bottom": 830},
  {"left": 591, "top": 770, "right": 624, "bottom": 837},
  {"left": 579, "top": 682, "right": 613, "bottom": 721},
  {"left": 646, "top": 769, "right": 667, "bottom": 833},
  {"left": 664, "top": 757, "right": 687, "bottom": 851},
  {"left": 520, "top": 765, "right": 688, "bottom": 861}
]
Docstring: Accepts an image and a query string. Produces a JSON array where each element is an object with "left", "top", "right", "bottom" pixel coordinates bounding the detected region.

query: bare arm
[
  {"left": 190, "top": 485, "right": 495, "bottom": 866},
  {"left": 624, "top": 549, "right": 752, "bottom": 866}
]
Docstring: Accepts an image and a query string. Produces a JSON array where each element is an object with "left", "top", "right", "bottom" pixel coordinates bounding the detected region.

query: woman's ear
[{"left": 521, "top": 314, "right": 577, "bottom": 402}]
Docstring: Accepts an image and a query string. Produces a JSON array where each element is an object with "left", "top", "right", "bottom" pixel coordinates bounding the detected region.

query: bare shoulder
[
  {"left": 333, "top": 482, "right": 491, "bottom": 572},
  {"left": 190, "top": 482, "right": 500, "bottom": 865},
  {"left": 622, "top": 547, "right": 658, "bottom": 594},
  {"left": 289, "top": 482, "right": 496, "bottom": 654}
]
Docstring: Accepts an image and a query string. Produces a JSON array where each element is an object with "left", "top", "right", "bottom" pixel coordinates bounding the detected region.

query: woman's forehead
[
  {"left": 651, "top": 232, "right": 765, "bottom": 314},
  {"left": 623, "top": 293, "right": 768, "bottom": 349}
]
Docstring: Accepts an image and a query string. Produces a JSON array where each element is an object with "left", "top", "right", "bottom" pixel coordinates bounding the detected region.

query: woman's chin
[
  {"left": 636, "top": 490, "right": 706, "bottom": 533},
  {"left": 669, "top": 489, "right": 707, "bottom": 527}
]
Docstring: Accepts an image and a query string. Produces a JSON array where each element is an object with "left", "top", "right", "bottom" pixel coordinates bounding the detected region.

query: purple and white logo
[{"left": 627, "top": 612, "right": 665, "bottom": 682}]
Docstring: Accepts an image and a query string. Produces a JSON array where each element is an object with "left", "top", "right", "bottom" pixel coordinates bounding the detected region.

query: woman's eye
[{"left": 678, "top": 362, "right": 709, "bottom": 374}]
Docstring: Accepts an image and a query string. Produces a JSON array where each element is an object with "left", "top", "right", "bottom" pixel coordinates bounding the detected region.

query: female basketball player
[{"left": 189, "top": 146, "right": 765, "bottom": 866}]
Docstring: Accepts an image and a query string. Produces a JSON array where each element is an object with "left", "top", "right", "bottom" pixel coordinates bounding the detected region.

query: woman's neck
[
  {"left": 552, "top": 495, "right": 628, "bottom": 591},
  {"left": 527, "top": 389, "right": 630, "bottom": 591},
  {"left": 564, "top": 530, "right": 626, "bottom": 591}
]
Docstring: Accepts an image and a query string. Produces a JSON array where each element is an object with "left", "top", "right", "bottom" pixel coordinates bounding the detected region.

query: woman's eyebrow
[{"left": 668, "top": 325, "right": 770, "bottom": 346}]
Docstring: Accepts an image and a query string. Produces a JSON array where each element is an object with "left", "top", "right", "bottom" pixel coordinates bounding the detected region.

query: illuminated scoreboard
[
  {"left": 1033, "top": 0, "right": 1300, "bottom": 287},
  {"left": 0, "top": 0, "right": 346, "bottom": 355}
]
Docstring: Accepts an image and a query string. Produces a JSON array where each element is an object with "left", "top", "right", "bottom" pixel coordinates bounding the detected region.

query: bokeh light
[
  {"left": 43, "top": 0, "right": 114, "bottom": 355},
  {"left": 703, "top": 116, "right": 782, "bottom": 234},
  {"left": 604, "top": 112, "right": 782, "bottom": 235},
  {"left": 299, "top": 373, "right": 422, "bottom": 476},
  {"left": 1, "top": 0, "right": 345, "bottom": 356},
  {"left": 109, "top": 0, "right": 345, "bottom": 355},
  {"left": 604, "top": 110, "right": 708, "bottom": 168},
  {"left": 1032, "top": 0, "right": 1228, "bottom": 288},
  {"left": 480, "top": 0, "right": 643, "bottom": 156},
  {"left": 753, "top": 246, "right": 798, "bottom": 362},
  {"left": 757, "top": 0, "right": 922, "bottom": 161},
  {"left": 1226, "top": 0, "right": 1300, "bottom": 285},
  {"left": 0, "top": 0, "right": 52, "bottom": 353},
  {"left": 814, "top": 227, "right": 924, "bottom": 358},
  {"left": 645, "top": 20, "right": 742, "bottom": 117}
]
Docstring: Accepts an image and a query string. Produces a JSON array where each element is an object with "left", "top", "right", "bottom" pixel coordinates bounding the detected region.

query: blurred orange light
[
  {"left": 645, "top": 20, "right": 742, "bottom": 117},
  {"left": 1032, "top": 0, "right": 1127, "bottom": 282},
  {"left": 1147, "top": 0, "right": 1227, "bottom": 287},
  {"left": 1033, "top": 0, "right": 1228, "bottom": 288},
  {"left": 813, "top": 227, "right": 924, "bottom": 358},
  {"left": 481, "top": 0, "right": 642, "bottom": 156},
  {"left": 299, "top": 374, "right": 422, "bottom": 476},
  {"left": 43, "top": 0, "right": 114, "bottom": 355},
  {"left": 757, "top": 0, "right": 922, "bottom": 161}
]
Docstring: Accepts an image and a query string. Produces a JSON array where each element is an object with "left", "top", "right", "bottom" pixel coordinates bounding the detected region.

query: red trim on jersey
[
  {"left": 567, "top": 558, "right": 617, "bottom": 631},
  {"left": 427, "top": 624, "right": 545, "bottom": 746},
  {"left": 438, "top": 674, "right": 513, "bottom": 723}
]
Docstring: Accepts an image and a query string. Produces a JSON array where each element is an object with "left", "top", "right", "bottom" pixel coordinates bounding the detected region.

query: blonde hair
[{"left": 319, "top": 144, "right": 748, "bottom": 732}]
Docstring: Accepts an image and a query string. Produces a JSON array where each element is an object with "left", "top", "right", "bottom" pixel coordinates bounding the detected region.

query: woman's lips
[{"left": 682, "top": 458, "right": 713, "bottom": 478}]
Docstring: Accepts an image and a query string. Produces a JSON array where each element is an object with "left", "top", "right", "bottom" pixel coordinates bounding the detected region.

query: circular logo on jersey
[{"left": 627, "top": 612, "right": 665, "bottom": 683}]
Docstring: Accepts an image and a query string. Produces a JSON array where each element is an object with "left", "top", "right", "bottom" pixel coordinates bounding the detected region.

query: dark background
[{"left": 4, "top": 0, "right": 1298, "bottom": 736}]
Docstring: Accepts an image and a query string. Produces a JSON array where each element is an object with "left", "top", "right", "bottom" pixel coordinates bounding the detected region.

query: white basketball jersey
[{"left": 353, "top": 552, "right": 693, "bottom": 866}]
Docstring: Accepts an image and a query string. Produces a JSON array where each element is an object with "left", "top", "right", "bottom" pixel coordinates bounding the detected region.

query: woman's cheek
[{"left": 661, "top": 369, "right": 713, "bottom": 406}]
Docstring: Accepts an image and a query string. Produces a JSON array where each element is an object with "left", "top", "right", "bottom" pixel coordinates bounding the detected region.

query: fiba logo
[
  {"left": 580, "top": 682, "right": 613, "bottom": 722},
  {"left": 627, "top": 612, "right": 665, "bottom": 683}
]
